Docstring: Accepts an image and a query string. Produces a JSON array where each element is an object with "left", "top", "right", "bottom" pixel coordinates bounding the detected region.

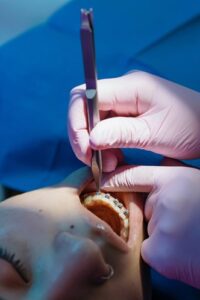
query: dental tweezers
[{"left": 80, "top": 9, "right": 102, "bottom": 191}]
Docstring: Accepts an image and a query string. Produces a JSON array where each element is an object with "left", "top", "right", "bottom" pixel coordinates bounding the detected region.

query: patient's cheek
[{"left": 0, "top": 259, "right": 26, "bottom": 289}]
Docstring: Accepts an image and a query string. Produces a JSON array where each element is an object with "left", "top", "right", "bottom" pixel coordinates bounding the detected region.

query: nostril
[
  {"left": 46, "top": 232, "right": 112, "bottom": 300},
  {"left": 92, "top": 264, "right": 114, "bottom": 285}
]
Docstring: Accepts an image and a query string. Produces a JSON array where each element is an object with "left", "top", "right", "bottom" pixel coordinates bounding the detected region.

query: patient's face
[{"left": 0, "top": 168, "right": 150, "bottom": 300}]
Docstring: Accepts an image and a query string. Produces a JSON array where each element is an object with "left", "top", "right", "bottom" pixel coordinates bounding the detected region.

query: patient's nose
[{"left": 46, "top": 232, "right": 110, "bottom": 300}]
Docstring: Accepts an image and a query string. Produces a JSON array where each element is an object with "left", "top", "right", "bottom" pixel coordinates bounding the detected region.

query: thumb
[
  {"left": 90, "top": 116, "right": 150, "bottom": 150},
  {"left": 101, "top": 165, "right": 166, "bottom": 193}
]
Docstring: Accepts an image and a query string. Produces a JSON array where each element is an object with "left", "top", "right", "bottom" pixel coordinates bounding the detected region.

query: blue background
[{"left": 0, "top": 1, "right": 200, "bottom": 298}]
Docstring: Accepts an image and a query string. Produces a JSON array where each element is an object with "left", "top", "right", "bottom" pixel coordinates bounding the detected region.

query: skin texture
[{"left": 0, "top": 167, "right": 151, "bottom": 300}]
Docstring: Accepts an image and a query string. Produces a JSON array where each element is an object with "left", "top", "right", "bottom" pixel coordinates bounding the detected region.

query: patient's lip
[
  {"left": 81, "top": 191, "right": 144, "bottom": 252},
  {"left": 83, "top": 209, "right": 129, "bottom": 253},
  {"left": 80, "top": 184, "right": 130, "bottom": 252}
]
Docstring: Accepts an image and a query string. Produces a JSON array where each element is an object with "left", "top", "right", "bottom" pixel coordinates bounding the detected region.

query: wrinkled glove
[
  {"left": 68, "top": 71, "right": 200, "bottom": 171},
  {"left": 101, "top": 162, "right": 200, "bottom": 288}
]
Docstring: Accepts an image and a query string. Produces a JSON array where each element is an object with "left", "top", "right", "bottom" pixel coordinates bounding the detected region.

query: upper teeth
[{"left": 82, "top": 192, "right": 129, "bottom": 241}]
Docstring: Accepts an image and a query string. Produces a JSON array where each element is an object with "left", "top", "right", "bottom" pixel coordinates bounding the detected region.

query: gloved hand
[
  {"left": 68, "top": 71, "right": 200, "bottom": 171},
  {"left": 101, "top": 162, "right": 200, "bottom": 288}
]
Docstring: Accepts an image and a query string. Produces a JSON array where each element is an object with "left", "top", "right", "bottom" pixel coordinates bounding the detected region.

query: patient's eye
[{"left": 0, "top": 248, "right": 29, "bottom": 285}]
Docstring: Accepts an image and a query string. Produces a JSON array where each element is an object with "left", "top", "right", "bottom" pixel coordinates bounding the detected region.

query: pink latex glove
[
  {"left": 101, "top": 162, "right": 200, "bottom": 288},
  {"left": 68, "top": 72, "right": 200, "bottom": 171}
]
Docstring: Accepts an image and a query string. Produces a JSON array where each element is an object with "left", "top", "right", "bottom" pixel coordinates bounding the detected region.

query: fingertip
[
  {"left": 102, "top": 163, "right": 116, "bottom": 173},
  {"left": 71, "top": 140, "right": 91, "bottom": 166},
  {"left": 78, "top": 148, "right": 92, "bottom": 166},
  {"left": 141, "top": 239, "right": 151, "bottom": 265},
  {"left": 102, "top": 151, "right": 118, "bottom": 173},
  {"left": 70, "top": 84, "right": 86, "bottom": 97}
]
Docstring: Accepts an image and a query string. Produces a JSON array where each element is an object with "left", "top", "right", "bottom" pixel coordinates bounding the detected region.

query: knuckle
[
  {"left": 156, "top": 195, "right": 174, "bottom": 213},
  {"left": 131, "top": 70, "right": 154, "bottom": 83},
  {"left": 70, "top": 84, "right": 85, "bottom": 95}
]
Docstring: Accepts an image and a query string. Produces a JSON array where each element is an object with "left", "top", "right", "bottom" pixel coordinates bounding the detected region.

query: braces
[{"left": 82, "top": 192, "right": 129, "bottom": 241}]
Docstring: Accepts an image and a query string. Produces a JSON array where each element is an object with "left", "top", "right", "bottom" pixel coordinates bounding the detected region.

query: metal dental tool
[{"left": 80, "top": 9, "right": 102, "bottom": 191}]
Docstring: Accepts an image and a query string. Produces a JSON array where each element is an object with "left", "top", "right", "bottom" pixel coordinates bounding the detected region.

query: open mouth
[{"left": 81, "top": 192, "right": 129, "bottom": 242}]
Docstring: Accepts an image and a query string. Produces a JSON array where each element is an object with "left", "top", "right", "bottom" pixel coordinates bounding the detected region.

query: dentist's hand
[
  {"left": 68, "top": 72, "right": 200, "bottom": 171},
  {"left": 101, "top": 163, "right": 200, "bottom": 288}
]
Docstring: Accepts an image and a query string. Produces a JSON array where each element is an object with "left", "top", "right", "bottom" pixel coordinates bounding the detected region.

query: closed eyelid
[
  {"left": 0, "top": 211, "right": 33, "bottom": 282},
  {"left": 0, "top": 247, "right": 30, "bottom": 284},
  {"left": 0, "top": 258, "right": 29, "bottom": 287}
]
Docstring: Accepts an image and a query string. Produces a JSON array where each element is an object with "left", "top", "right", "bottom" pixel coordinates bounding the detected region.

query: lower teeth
[{"left": 81, "top": 192, "right": 129, "bottom": 241}]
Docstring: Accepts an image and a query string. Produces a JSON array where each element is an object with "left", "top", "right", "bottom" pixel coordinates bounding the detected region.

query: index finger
[
  {"left": 68, "top": 76, "right": 135, "bottom": 158},
  {"left": 68, "top": 72, "right": 152, "bottom": 163},
  {"left": 68, "top": 87, "right": 91, "bottom": 163}
]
